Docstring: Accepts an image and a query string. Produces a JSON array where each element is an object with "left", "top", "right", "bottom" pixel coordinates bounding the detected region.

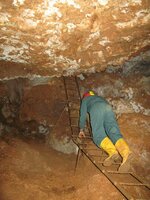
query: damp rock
[
  {"left": 77, "top": 74, "right": 85, "bottom": 80},
  {"left": 38, "top": 124, "right": 50, "bottom": 135},
  {"left": 47, "top": 134, "right": 78, "bottom": 154},
  {"left": 122, "top": 51, "right": 150, "bottom": 76}
]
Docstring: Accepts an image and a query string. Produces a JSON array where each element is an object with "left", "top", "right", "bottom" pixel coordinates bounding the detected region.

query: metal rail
[{"left": 63, "top": 76, "right": 150, "bottom": 200}]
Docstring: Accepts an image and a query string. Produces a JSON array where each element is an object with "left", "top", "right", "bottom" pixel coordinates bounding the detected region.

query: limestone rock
[{"left": 0, "top": 0, "right": 149, "bottom": 78}]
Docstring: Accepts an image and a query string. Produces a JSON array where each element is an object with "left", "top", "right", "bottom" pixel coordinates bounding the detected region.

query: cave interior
[{"left": 0, "top": 0, "right": 150, "bottom": 200}]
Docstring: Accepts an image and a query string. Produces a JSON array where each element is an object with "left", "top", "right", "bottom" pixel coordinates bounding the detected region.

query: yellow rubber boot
[
  {"left": 100, "top": 137, "right": 120, "bottom": 166},
  {"left": 115, "top": 138, "right": 133, "bottom": 172}
]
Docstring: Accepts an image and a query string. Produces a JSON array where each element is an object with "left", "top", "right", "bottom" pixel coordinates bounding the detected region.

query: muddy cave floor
[
  {"left": 0, "top": 134, "right": 123, "bottom": 200},
  {"left": 0, "top": 130, "right": 149, "bottom": 200}
]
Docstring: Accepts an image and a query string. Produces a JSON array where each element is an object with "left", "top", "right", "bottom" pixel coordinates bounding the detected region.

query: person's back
[{"left": 82, "top": 95, "right": 108, "bottom": 112}]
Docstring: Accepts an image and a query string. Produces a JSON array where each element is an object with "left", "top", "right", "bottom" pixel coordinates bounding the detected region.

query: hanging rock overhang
[{"left": 0, "top": 0, "right": 150, "bottom": 79}]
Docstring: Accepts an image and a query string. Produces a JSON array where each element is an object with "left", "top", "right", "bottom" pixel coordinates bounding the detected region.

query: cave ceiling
[{"left": 0, "top": 0, "right": 150, "bottom": 79}]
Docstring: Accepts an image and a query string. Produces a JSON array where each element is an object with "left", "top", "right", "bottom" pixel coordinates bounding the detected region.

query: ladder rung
[
  {"left": 69, "top": 105, "right": 80, "bottom": 107},
  {"left": 107, "top": 170, "right": 132, "bottom": 174},
  {"left": 91, "top": 155, "right": 107, "bottom": 157},
  {"left": 71, "top": 119, "right": 78, "bottom": 122},
  {"left": 67, "top": 92, "right": 79, "bottom": 95},
  {"left": 106, "top": 162, "right": 121, "bottom": 165},
  {"left": 65, "top": 77, "right": 75, "bottom": 81},
  {"left": 70, "top": 112, "right": 79, "bottom": 115},
  {"left": 119, "top": 182, "right": 150, "bottom": 187},
  {"left": 67, "top": 95, "right": 79, "bottom": 98},
  {"left": 130, "top": 173, "right": 150, "bottom": 189},
  {"left": 72, "top": 135, "right": 92, "bottom": 139},
  {"left": 83, "top": 148, "right": 101, "bottom": 151},
  {"left": 65, "top": 80, "right": 76, "bottom": 84},
  {"left": 76, "top": 142, "right": 94, "bottom": 146},
  {"left": 66, "top": 87, "right": 78, "bottom": 90},
  {"left": 97, "top": 161, "right": 104, "bottom": 164},
  {"left": 68, "top": 99, "right": 80, "bottom": 102},
  {"left": 65, "top": 78, "right": 75, "bottom": 82},
  {"left": 66, "top": 86, "right": 77, "bottom": 89},
  {"left": 68, "top": 99, "right": 80, "bottom": 101},
  {"left": 69, "top": 110, "right": 80, "bottom": 112},
  {"left": 71, "top": 124, "right": 78, "bottom": 127}
]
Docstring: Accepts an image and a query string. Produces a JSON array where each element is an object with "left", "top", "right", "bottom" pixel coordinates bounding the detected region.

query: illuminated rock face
[{"left": 0, "top": 0, "right": 150, "bottom": 77}]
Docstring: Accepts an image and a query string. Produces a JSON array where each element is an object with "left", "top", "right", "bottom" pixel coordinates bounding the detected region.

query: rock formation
[{"left": 0, "top": 0, "right": 150, "bottom": 78}]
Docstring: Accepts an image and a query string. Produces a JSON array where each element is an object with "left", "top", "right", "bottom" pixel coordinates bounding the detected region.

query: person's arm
[{"left": 79, "top": 100, "right": 87, "bottom": 137}]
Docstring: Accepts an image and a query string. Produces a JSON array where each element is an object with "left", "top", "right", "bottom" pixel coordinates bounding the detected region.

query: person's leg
[
  {"left": 115, "top": 138, "right": 133, "bottom": 172},
  {"left": 90, "top": 103, "right": 119, "bottom": 166},
  {"left": 104, "top": 104, "right": 123, "bottom": 144},
  {"left": 104, "top": 104, "right": 132, "bottom": 171},
  {"left": 90, "top": 102, "right": 108, "bottom": 145}
]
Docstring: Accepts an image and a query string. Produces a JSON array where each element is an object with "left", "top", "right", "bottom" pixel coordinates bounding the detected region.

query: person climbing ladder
[{"left": 78, "top": 90, "right": 133, "bottom": 172}]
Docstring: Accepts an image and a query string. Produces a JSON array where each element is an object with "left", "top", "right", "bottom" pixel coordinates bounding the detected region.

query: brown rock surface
[
  {"left": 0, "top": 137, "right": 124, "bottom": 200},
  {"left": 0, "top": 0, "right": 150, "bottom": 78}
]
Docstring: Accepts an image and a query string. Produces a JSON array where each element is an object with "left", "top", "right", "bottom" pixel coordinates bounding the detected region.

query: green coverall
[{"left": 79, "top": 95, "right": 123, "bottom": 146}]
